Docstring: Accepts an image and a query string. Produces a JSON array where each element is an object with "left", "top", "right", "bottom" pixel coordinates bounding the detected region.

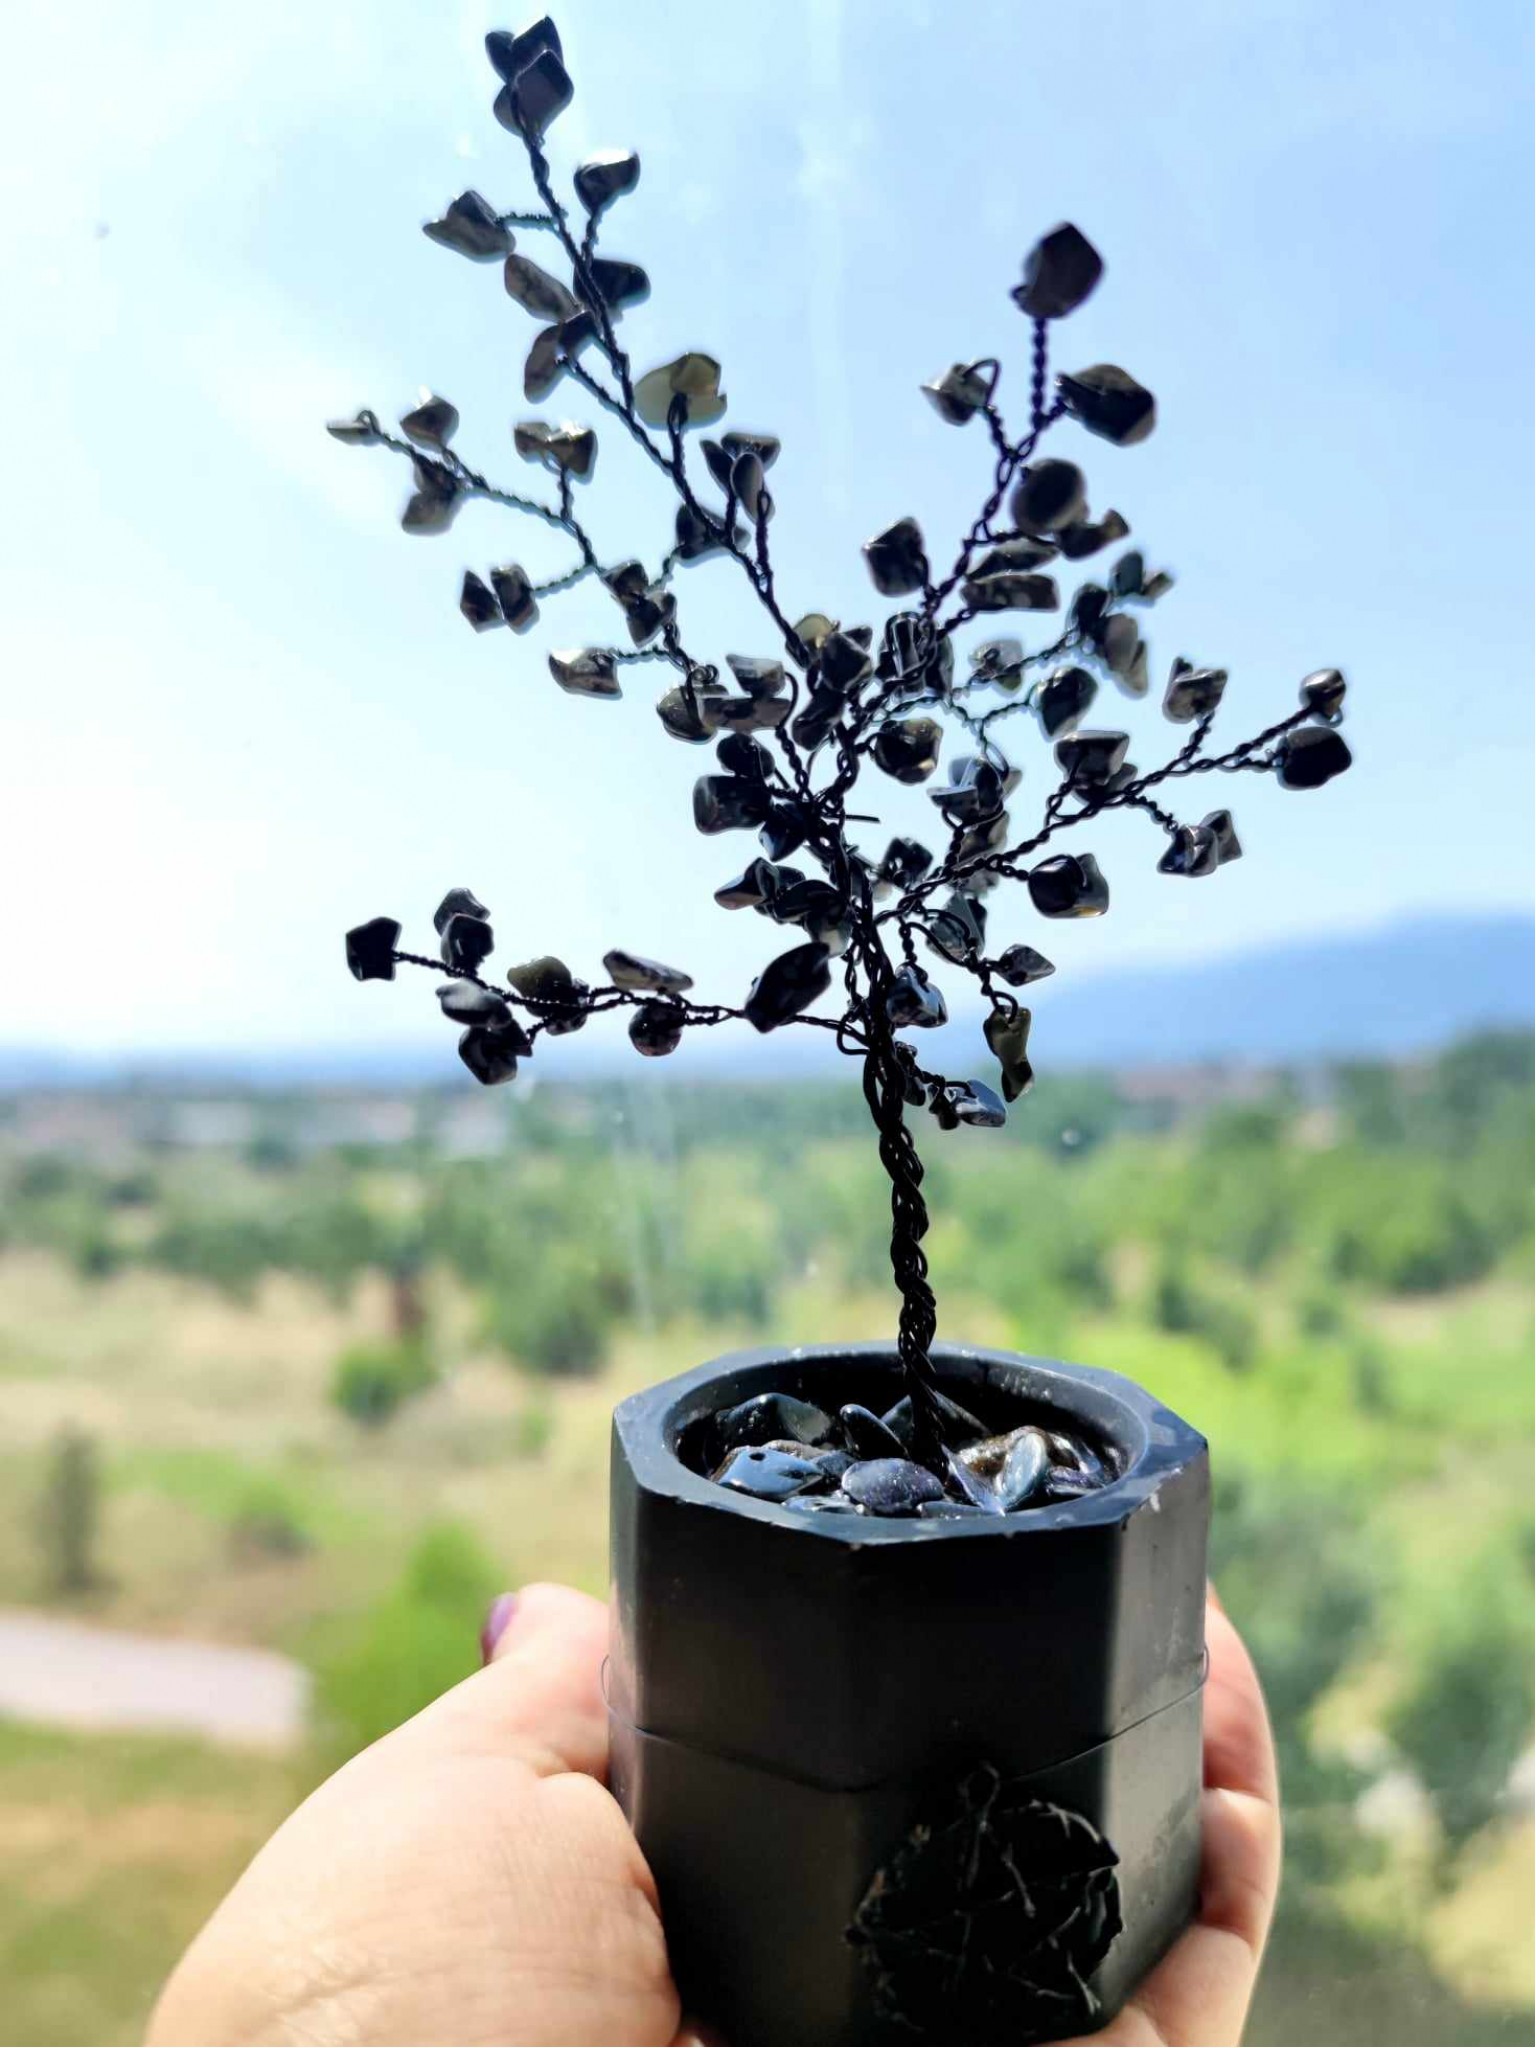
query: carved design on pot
[{"left": 847, "top": 1761, "right": 1122, "bottom": 2043}]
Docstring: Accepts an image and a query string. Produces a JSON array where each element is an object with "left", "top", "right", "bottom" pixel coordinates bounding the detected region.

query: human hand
[
  {"left": 149, "top": 1584, "right": 685, "bottom": 2046},
  {"left": 149, "top": 1583, "right": 1279, "bottom": 2047}
]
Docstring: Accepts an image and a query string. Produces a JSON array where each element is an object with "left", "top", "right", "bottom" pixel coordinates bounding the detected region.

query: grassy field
[{"left": 0, "top": 1046, "right": 1530, "bottom": 2042}]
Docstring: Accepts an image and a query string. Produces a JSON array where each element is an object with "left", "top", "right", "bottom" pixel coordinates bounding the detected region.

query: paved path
[{"left": 0, "top": 1608, "right": 309, "bottom": 1750}]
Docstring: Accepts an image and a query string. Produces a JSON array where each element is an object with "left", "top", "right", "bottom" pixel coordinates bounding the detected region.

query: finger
[
  {"left": 393, "top": 1581, "right": 612, "bottom": 1780},
  {"left": 1202, "top": 1590, "right": 1280, "bottom": 1807}
]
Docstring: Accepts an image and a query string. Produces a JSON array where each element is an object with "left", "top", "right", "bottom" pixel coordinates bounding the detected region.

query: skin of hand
[{"left": 149, "top": 1583, "right": 1280, "bottom": 2048}]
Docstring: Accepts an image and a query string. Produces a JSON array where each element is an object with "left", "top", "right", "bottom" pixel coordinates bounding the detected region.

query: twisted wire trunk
[{"left": 861, "top": 1033, "right": 943, "bottom": 1464}]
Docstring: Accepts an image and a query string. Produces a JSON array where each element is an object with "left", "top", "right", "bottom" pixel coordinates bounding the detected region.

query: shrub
[
  {"left": 331, "top": 1337, "right": 436, "bottom": 1428},
  {"left": 310, "top": 1522, "right": 502, "bottom": 1765}
]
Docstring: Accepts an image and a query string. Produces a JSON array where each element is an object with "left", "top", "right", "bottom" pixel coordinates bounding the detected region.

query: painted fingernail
[{"left": 479, "top": 1592, "right": 518, "bottom": 1664}]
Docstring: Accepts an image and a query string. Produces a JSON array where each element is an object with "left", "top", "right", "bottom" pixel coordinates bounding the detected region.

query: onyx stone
[
  {"left": 872, "top": 717, "right": 942, "bottom": 784},
  {"left": 969, "top": 637, "right": 1026, "bottom": 688},
  {"left": 436, "top": 978, "right": 514, "bottom": 1028},
  {"left": 727, "top": 655, "right": 786, "bottom": 697},
  {"left": 493, "top": 45, "right": 574, "bottom": 140},
  {"left": 439, "top": 911, "right": 495, "bottom": 973},
  {"left": 932, "top": 1079, "right": 1008, "bottom": 1130},
  {"left": 880, "top": 1387, "right": 989, "bottom": 1453},
  {"left": 841, "top": 1459, "right": 946, "bottom": 1517},
  {"left": 1029, "top": 853, "right": 1110, "bottom": 919},
  {"left": 1012, "top": 460, "right": 1088, "bottom": 533},
  {"left": 996, "top": 944, "right": 1056, "bottom": 987},
  {"left": 503, "top": 252, "right": 582, "bottom": 322},
  {"left": 622, "top": 587, "right": 676, "bottom": 648},
  {"left": 713, "top": 857, "right": 783, "bottom": 911},
  {"left": 603, "top": 949, "right": 694, "bottom": 995},
  {"left": 718, "top": 1392, "right": 834, "bottom": 1452},
  {"left": 730, "top": 449, "right": 769, "bottom": 519},
  {"left": 574, "top": 149, "right": 641, "bottom": 214},
  {"left": 1163, "top": 658, "right": 1228, "bottom": 724},
  {"left": 930, "top": 756, "right": 1006, "bottom": 825},
  {"left": 344, "top": 916, "right": 400, "bottom": 982},
  {"left": 633, "top": 353, "right": 727, "bottom": 430},
  {"left": 588, "top": 256, "right": 651, "bottom": 312},
  {"left": 484, "top": 17, "right": 560, "bottom": 81},
  {"left": 459, "top": 570, "right": 502, "bottom": 631},
  {"left": 1071, "top": 582, "right": 1110, "bottom": 637},
  {"left": 984, "top": 1004, "right": 1034, "bottom": 1102},
  {"left": 863, "top": 517, "right": 930, "bottom": 598},
  {"left": 715, "top": 1446, "right": 823, "bottom": 1503},
  {"left": 1013, "top": 224, "right": 1104, "bottom": 319},
  {"left": 600, "top": 556, "right": 651, "bottom": 600},
  {"left": 885, "top": 964, "right": 948, "bottom": 1030},
  {"left": 504, "top": 957, "right": 590, "bottom": 1039},
  {"left": 657, "top": 678, "right": 728, "bottom": 743},
  {"left": 549, "top": 647, "right": 621, "bottom": 698},
  {"left": 675, "top": 502, "right": 738, "bottom": 562},
  {"left": 879, "top": 612, "right": 953, "bottom": 696},
  {"left": 963, "top": 570, "right": 1060, "bottom": 613},
  {"left": 1058, "top": 364, "right": 1157, "bottom": 446},
  {"left": 1203, "top": 809, "right": 1242, "bottom": 865},
  {"left": 716, "top": 694, "right": 790, "bottom": 735},
  {"left": 434, "top": 887, "right": 489, "bottom": 935},
  {"left": 818, "top": 629, "right": 875, "bottom": 693},
  {"left": 523, "top": 312, "right": 598, "bottom": 403},
  {"left": 972, "top": 536, "right": 1059, "bottom": 577},
  {"left": 878, "top": 837, "right": 934, "bottom": 891},
  {"left": 927, "top": 892, "right": 988, "bottom": 964},
  {"left": 1301, "top": 667, "right": 1347, "bottom": 721},
  {"left": 769, "top": 878, "right": 846, "bottom": 932},
  {"left": 629, "top": 1000, "right": 685, "bottom": 1058},
  {"left": 514, "top": 419, "right": 596, "bottom": 475},
  {"left": 716, "top": 732, "right": 773, "bottom": 782},
  {"left": 758, "top": 804, "right": 810, "bottom": 861},
  {"left": 1157, "top": 826, "right": 1220, "bottom": 878},
  {"left": 744, "top": 942, "right": 832, "bottom": 1032},
  {"left": 1036, "top": 665, "right": 1098, "bottom": 740},
  {"left": 790, "top": 687, "right": 843, "bottom": 752},
  {"left": 325, "top": 411, "right": 380, "bottom": 444},
  {"left": 400, "top": 461, "right": 462, "bottom": 536},
  {"left": 1275, "top": 725, "right": 1352, "bottom": 789},
  {"left": 1056, "top": 510, "right": 1130, "bottom": 560},
  {"left": 1097, "top": 613, "right": 1141, "bottom": 679},
  {"left": 490, "top": 563, "right": 539, "bottom": 631},
  {"left": 457, "top": 1025, "right": 522, "bottom": 1086},
  {"left": 400, "top": 394, "right": 459, "bottom": 450},
  {"left": 1055, "top": 729, "right": 1129, "bottom": 785},
  {"left": 838, "top": 1404, "right": 907, "bottom": 1461},
  {"left": 922, "top": 361, "right": 992, "bottom": 423},
  {"left": 694, "top": 775, "right": 772, "bottom": 835},
  {"left": 423, "top": 189, "right": 514, "bottom": 261},
  {"left": 955, "top": 812, "right": 1010, "bottom": 865}
]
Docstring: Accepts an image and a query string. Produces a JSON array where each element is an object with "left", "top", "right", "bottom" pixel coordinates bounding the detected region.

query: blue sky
[{"left": 2, "top": 0, "right": 1530, "bottom": 1058}]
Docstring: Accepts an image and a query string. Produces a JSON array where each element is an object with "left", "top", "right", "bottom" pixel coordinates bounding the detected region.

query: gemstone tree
[{"left": 334, "top": 15, "right": 1353, "bottom": 1452}]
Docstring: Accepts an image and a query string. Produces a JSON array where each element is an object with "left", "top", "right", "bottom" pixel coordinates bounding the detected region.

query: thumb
[{"left": 393, "top": 1581, "right": 613, "bottom": 1781}]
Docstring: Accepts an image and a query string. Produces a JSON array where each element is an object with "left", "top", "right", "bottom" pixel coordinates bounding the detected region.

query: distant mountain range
[{"left": 0, "top": 911, "right": 1529, "bottom": 1090}]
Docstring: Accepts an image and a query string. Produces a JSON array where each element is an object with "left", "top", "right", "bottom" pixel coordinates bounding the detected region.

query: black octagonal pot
[{"left": 609, "top": 1342, "right": 1209, "bottom": 2046}]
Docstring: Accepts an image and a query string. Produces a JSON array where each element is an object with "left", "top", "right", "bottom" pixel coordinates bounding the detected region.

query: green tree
[
  {"left": 310, "top": 1522, "right": 502, "bottom": 1765},
  {"left": 35, "top": 1428, "right": 103, "bottom": 1596},
  {"left": 1385, "top": 1532, "right": 1535, "bottom": 1860}
]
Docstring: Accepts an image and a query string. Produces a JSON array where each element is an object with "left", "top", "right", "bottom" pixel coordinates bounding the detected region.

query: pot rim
[{"left": 611, "top": 1339, "right": 1205, "bottom": 1543}]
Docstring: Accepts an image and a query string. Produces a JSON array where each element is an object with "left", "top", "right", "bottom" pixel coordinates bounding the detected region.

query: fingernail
[{"left": 479, "top": 1592, "right": 518, "bottom": 1665}]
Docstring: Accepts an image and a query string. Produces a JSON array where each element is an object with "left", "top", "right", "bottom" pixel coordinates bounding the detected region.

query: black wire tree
[{"left": 336, "top": 16, "right": 1352, "bottom": 1455}]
